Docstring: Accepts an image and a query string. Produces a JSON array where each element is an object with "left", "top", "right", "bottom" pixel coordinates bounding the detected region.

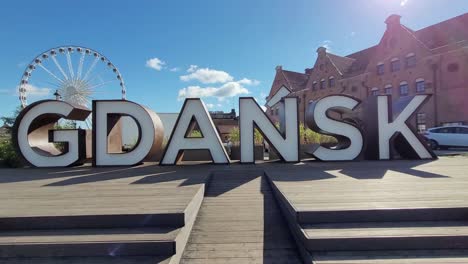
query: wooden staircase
[
  {"left": 266, "top": 174, "right": 468, "bottom": 263},
  {"left": 0, "top": 185, "right": 204, "bottom": 263}
]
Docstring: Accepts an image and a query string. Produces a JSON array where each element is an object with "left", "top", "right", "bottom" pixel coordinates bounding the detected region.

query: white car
[{"left": 424, "top": 125, "right": 468, "bottom": 150}]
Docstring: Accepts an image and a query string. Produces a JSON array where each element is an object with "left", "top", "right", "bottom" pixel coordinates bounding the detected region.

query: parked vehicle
[{"left": 423, "top": 126, "right": 468, "bottom": 150}]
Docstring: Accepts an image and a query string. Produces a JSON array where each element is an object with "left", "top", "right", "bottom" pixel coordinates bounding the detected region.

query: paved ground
[{"left": 180, "top": 170, "right": 301, "bottom": 264}]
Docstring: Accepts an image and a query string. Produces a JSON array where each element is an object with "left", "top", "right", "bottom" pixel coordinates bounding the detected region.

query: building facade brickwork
[{"left": 266, "top": 13, "right": 468, "bottom": 132}]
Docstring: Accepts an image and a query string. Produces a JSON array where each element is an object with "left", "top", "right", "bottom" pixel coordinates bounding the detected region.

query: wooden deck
[
  {"left": 265, "top": 156, "right": 468, "bottom": 263},
  {"left": 2, "top": 157, "right": 468, "bottom": 263},
  {"left": 265, "top": 157, "right": 468, "bottom": 213},
  {"left": 181, "top": 169, "right": 302, "bottom": 264},
  {"left": 0, "top": 163, "right": 209, "bottom": 263},
  {"left": 0, "top": 164, "right": 207, "bottom": 221}
]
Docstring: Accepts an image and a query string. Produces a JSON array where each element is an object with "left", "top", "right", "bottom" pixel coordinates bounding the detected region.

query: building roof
[
  {"left": 281, "top": 70, "right": 308, "bottom": 91},
  {"left": 269, "top": 13, "right": 468, "bottom": 91},
  {"left": 341, "top": 46, "right": 377, "bottom": 76},
  {"left": 414, "top": 13, "right": 468, "bottom": 49},
  {"left": 326, "top": 52, "right": 356, "bottom": 75}
]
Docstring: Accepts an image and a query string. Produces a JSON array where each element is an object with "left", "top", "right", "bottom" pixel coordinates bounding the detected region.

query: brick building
[
  {"left": 266, "top": 13, "right": 468, "bottom": 132},
  {"left": 210, "top": 109, "right": 238, "bottom": 140}
]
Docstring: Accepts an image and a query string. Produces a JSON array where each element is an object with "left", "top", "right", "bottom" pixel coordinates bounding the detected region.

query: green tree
[
  {"left": 1, "top": 106, "right": 21, "bottom": 127},
  {"left": 0, "top": 140, "right": 22, "bottom": 167},
  {"left": 299, "top": 123, "right": 336, "bottom": 144},
  {"left": 228, "top": 127, "right": 263, "bottom": 146},
  {"left": 188, "top": 130, "right": 202, "bottom": 138}
]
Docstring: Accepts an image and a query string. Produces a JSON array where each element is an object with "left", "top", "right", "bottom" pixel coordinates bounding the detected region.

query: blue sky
[{"left": 0, "top": 0, "right": 467, "bottom": 123}]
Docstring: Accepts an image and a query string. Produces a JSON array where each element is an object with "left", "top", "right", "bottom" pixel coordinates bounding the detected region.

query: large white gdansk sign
[{"left": 12, "top": 94, "right": 436, "bottom": 167}]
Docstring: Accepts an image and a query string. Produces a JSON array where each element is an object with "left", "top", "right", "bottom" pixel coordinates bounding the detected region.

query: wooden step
[
  {"left": 311, "top": 249, "right": 468, "bottom": 263},
  {"left": 0, "top": 227, "right": 179, "bottom": 258},
  {"left": 296, "top": 207, "right": 468, "bottom": 224},
  {"left": 267, "top": 173, "right": 468, "bottom": 224},
  {"left": 0, "top": 213, "right": 186, "bottom": 231},
  {"left": 0, "top": 256, "right": 171, "bottom": 264},
  {"left": 302, "top": 221, "right": 468, "bottom": 251},
  {"left": 0, "top": 185, "right": 206, "bottom": 231}
]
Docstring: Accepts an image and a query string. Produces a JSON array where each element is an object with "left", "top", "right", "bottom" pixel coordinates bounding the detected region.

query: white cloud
[
  {"left": 187, "top": 65, "right": 198, "bottom": 73},
  {"left": 169, "top": 67, "right": 180, "bottom": 72},
  {"left": 22, "top": 84, "right": 51, "bottom": 97},
  {"left": 178, "top": 81, "right": 249, "bottom": 101},
  {"left": 146, "top": 58, "right": 166, "bottom": 71},
  {"left": 238, "top": 78, "right": 260, "bottom": 86},
  {"left": 1, "top": 84, "right": 51, "bottom": 99},
  {"left": 206, "top": 103, "right": 215, "bottom": 109},
  {"left": 321, "top": 40, "right": 333, "bottom": 52},
  {"left": 180, "top": 67, "right": 233, "bottom": 84},
  {"left": 8, "top": 84, "right": 51, "bottom": 99},
  {"left": 17, "top": 62, "right": 27, "bottom": 68},
  {"left": 350, "top": 31, "right": 356, "bottom": 37},
  {"left": 400, "top": 0, "right": 408, "bottom": 6}
]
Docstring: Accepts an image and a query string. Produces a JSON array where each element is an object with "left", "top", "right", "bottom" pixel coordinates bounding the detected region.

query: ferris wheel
[{"left": 19, "top": 46, "right": 126, "bottom": 128}]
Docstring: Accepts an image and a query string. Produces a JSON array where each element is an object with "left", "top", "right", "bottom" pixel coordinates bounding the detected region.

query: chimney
[
  {"left": 275, "top": 65, "right": 282, "bottom": 71},
  {"left": 316, "top": 46, "right": 327, "bottom": 56},
  {"left": 385, "top": 14, "right": 401, "bottom": 29}
]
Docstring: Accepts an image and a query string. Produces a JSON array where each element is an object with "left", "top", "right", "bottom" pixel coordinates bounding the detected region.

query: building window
[
  {"left": 385, "top": 86, "right": 392, "bottom": 95},
  {"left": 391, "top": 58, "right": 400, "bottom": 72},
  {"left": 312, "top": 81, "right": 317, "bottom": 90},
  {"left": 328, "top": 77, "right": 335, "bottom": 88},
  {"left": 415, "top": 79, "right": 425, "bottom": 93},
  {"left": 399, "top": 81, "right": 409, "bottom": 96},
  {"left": 275, "top": 108, "right": 279, "bottom": 115},
  {"left": 447, "top": 63, "right": 459, "bottom": 72},
  {"left": 417, "top": 113, "right": 426, "bottom": 124},
  {"left": 417, "top": 124, "right": 427, "bottom": 133},
  {"left": 416, "top": 113, "right": 426, "bottom": 133},
  {"left": 270, "top": 109, "right": 274, "bottom": 116},
  {"left": 371, "top": 88, "right": 379, "bottom": 96},
  {"left": 320, "top": 79, "right": 325, "bottom": 89},
  {"left": 377, "top": 63, "right": 384, "bottom": 75},
  {"left": 405, "top": 53, "right": 416, "bottom": 68}
]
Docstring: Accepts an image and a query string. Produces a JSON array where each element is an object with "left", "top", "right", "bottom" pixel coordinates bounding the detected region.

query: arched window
[
  {"left": 405, "top": 53, "right": 416, "bottom": 68},
  {"left": 312, "top": 81, "right": 318, "bottom": 91},
  {"left": 399, "top": 81, "right": 409, "bottom": 96},
  {"left": 391, "top": 58, "right": 400, "bottom": 72},
  {"left": 371, "top": 87, "right": 379, "bottom": 96},
  {"left": 328, "top": 76, "right": 335, "bottom": 88},
  {"left": 320, "top": 79, "right": 325, "bottom": 89},
  {"left": 384, "top": 84, "right": 393, "bottom": 95},
  {"left": 377, "top": 62, "right": 384, "bottom": 75},
  {"left": 415, "top": 78, "right": 425, "bottom": 93}
]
